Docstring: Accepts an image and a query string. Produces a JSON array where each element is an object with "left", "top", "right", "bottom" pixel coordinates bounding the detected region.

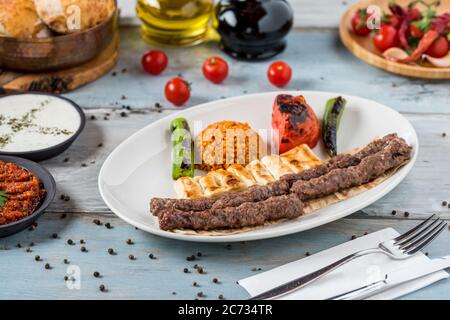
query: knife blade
[{"left": 329, "top": 255, "right": 450, "bottom": 300}]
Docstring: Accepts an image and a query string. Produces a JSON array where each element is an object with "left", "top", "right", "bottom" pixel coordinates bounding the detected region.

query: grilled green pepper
[
  {"left": 323, "top": 96, "right": 347, "bottom": 157},
  {"left": 170, "top": 118, "right": 194, "bottom": 180}
]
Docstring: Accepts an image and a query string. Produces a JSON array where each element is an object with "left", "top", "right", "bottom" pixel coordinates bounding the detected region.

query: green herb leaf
[
  {"left": 407, "top": 36, "right": 420, "bottom": 48},
  {"left": 0, "top": 191, "right": 8, "bottom": 207}
]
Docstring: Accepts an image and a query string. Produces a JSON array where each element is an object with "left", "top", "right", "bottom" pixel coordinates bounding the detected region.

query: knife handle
[
  {"left": 250, "top": 248, "right": 383, "bottom": 300},
  {"left": 330, "top": 280, "right": 387, "bottom": 300}
]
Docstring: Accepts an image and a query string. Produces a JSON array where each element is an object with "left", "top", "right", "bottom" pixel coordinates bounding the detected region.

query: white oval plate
[{"left": 98, "top": 91, "right": 418, "bottom": 243}]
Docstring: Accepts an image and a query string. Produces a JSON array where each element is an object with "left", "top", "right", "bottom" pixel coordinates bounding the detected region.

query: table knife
[{"left": 329, "top": 255, "right": 450, "bottom": 300}]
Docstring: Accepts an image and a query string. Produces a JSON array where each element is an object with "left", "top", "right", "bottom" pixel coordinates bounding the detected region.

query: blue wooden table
[{"left": 1, "top": 1, "right": 450, "bottom": 299}]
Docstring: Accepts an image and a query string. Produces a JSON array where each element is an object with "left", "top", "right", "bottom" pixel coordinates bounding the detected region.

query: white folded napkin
[{"left": 239, "top": 228, "right": 449, "bottom": 300}]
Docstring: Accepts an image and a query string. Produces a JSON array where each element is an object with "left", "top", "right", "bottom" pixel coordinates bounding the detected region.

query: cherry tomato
[
  {"left": 202, "top": 56, "right": 229, "bottom": 84},
  {"left": 407, "top": 7, "right": 422, "bottom": 21},
  {"left": 425, "top": 36, "right": 450, "bottom": 58},
  {"left": 142, "top": 50, "right": 168, "bottom": 75},
  {"left": 164, "top": 77, "right": 191, "bottom": 106},
  {"left": 267, "top": 61, "right": 292, "bottom": 88},
  {"left": 373, "top": 25, "right": 399, "bottom": 52},
  {"left": 351, "top": 9, "right": 371, "bottom": 36},
  {"left": 409, "top": 24, "right": 423, "bottom": 39}
]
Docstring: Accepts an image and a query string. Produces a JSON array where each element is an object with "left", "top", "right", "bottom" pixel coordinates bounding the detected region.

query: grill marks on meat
[
  {"left": 150, "top": 134, "right": 401, "bottom": 217},
  {"left": 159, "top": 194, "right": 304, "bottom": 231},
  {"left": 291, "top": 138, "right": 412, "bottom": 200}
]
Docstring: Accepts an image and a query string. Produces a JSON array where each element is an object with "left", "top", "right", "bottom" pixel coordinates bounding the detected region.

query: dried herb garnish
[
  {"left": 0, "top": 191, "right": 8, "bottom": 207},
  {"left": 0, "top": 99, "right": 74, "bottom": 149}
]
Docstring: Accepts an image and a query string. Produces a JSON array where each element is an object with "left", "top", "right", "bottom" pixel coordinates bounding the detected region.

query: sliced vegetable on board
[
  {"left": 322, "top": 96, "right": 347, "bottom": 157},
  {"left": 170, "top": 118, "right": 194, "bottom": 180}
]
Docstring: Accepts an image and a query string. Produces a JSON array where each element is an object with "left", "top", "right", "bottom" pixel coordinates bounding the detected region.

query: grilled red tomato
[{"left": 272, "top": 94, "right": 320, "bottom": 153}]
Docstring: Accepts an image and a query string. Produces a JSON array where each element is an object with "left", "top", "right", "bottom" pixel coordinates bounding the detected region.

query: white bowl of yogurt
[{"left": 0, "top": 93, "right": 86, "bottom": 161}]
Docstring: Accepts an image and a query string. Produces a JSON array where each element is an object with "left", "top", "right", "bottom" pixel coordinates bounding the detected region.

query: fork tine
[
  {"left": 396, "top": 217, "right": 442, "bottom": 247},
  {"left": 402, "top": 221, "right": 447, "bottom": 255},
  {"left": 393, "top": 214, "right": 436, "bottom": 243}
]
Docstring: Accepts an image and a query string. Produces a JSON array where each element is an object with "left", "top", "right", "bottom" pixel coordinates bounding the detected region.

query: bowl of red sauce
[{"left": 0, "top": 155, "right": 56, "bottom": 237}]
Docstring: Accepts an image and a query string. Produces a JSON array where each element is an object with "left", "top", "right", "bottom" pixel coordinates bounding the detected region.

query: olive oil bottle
[{"left": 136, "top": 0, "right": 213, "bottom": 46}]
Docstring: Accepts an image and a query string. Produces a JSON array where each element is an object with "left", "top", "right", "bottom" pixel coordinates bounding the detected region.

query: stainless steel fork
[{"left": 250, "top": 215, "right": 447, "bottom": 300}]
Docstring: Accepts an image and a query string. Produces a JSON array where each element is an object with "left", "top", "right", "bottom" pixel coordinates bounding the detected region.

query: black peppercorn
[
  {"left": 126, "top": 239, "right": 134, "bottom": 245},
  {"left": 80, "top": 240, "right": 85, "bottom": 244},
  {"left": 443, "top": 201, "right": 448, "bottom": 207},
  {"left": 99, "top": 284, "right": 107, "bottom": 292},
  {"left": 128, "top": 254, "right": 135, "bottom": 260},
  {"left": 183, "top": 268, "right": 189, "bottom": 273},
  {"left": 93, "top": 271, "right": 100, "bottom": 278},
  {"left": 391, "top": 210, "right": 397, "bottom": 215},
  {"left": 218, "top": 294, "right": 224, "bottom": 300},
  {"left": 186, "top": 255, "right": 196, "bottom": 261},
  {"left": 64, "top": 276, "right": 69, "bottom": 281},
  {"left": 45, "top": 263, "right": 51, "bottom": 270},
  {"left": 197, "top": 291, "right": 204, "bottom": 298},
  {"left": 52, "top": 233, "right": 58, "bottom": 239},
  {"left": 93, "top": 219, "right": 102, "bottom": 225},
  {"left": 197, "top": 252, "right": 202, "bottom": 257},
  {"left": 63, "top": 259, "right": 69, "bottom": 264},
  {"left": 149, "top": 253, "right": 156, "bottom": 259},
  {"left": 108, "top": 248, "right": 115, "bottom": 255},
  {"left": 213, "top": 278, "right": 219, "bottom": 284},
  {"left": 34, "top": 255, "right": 40, "bottom": 261},
  {"left": 67, "top": 239, "right": 74, "bottom": 245},
  {"left": 404, "top": 211, "right": 410, "bottom": 217},
  {"left": 193, "top": 282, "right": 198, "bottom": 287},
  {"left": 81, "top": 246, "right": 87, "bottom": 252},
  {"left": 105, "top": 222, "right": 112, "bottom": 229}
]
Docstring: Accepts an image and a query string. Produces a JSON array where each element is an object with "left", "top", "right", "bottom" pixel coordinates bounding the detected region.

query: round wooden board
[
  {"left": 0, "top": 32, "right": 119, "bottom": 94},
  {"left": 339, "top": 0, "right": 450, "bottom": 79}
]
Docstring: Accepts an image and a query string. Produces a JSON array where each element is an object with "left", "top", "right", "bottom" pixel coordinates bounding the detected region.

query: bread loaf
[
  {"left": 0, "top": 0, "right": 51, "bottom": 38},
  {"left": 33, "top": 0, "right": 115, "bottom": 33}
]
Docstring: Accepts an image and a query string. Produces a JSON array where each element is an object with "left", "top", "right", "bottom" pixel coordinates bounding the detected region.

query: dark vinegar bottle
[{"left": 214, "top": 0, "right": 293, "bottom": 61}]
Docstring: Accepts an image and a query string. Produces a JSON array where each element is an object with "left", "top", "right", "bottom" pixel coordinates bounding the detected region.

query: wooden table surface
[{"left": 1, "top": 1, "right": 450, "bottom": 300}]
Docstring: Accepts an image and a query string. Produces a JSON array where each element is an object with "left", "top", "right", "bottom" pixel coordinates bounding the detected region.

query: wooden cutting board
[
  {"left": 0, "top": 33, "right": 119, "bottom": 94},
  {"left": 340, "top": 0, "right": 450, "bottom": 79}
]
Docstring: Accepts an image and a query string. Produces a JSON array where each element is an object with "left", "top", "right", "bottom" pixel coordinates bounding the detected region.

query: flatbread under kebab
[{"left": 156, "top": 134, "right": 412, "bottom": 235}]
